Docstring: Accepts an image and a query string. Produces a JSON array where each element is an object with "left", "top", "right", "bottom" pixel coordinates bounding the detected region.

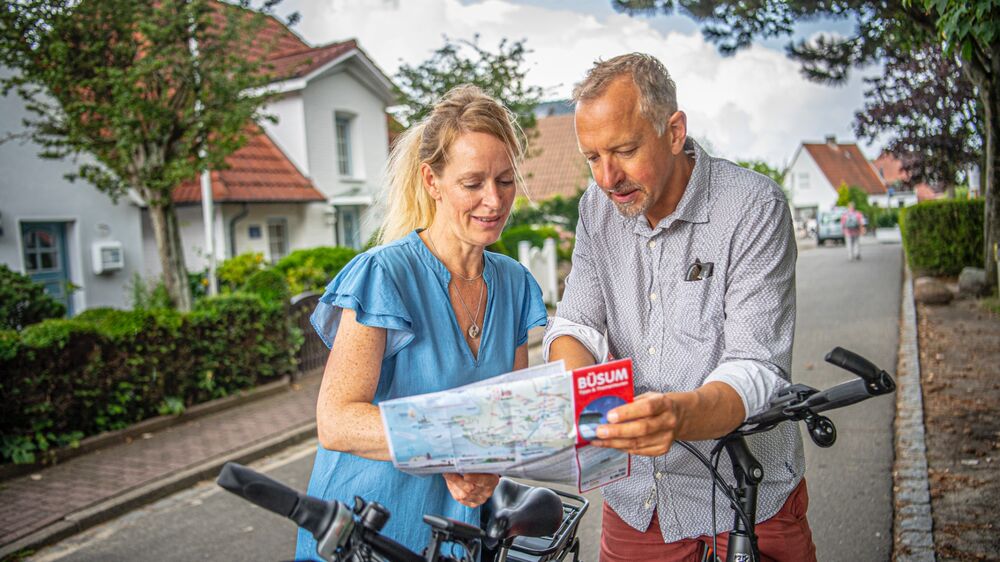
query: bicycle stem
[{"left": 722, "top": 435, "right": 762, "bottom": 562}]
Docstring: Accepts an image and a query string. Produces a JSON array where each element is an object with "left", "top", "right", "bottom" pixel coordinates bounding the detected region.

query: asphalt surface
[{"left": 30, "top": 238, "right": 901, "bottom": 562}]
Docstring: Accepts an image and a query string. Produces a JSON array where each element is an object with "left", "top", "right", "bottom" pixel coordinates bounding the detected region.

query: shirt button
[
  {"left": 648, "top": 347, "right": 657, "bottom": 355},
  {"left": 655, "top": 471, "right": 663, "bottom": 480},
  {"left": 650, "top": 292, "right": 657, "bottom": 301},
  {"left": 648, "top": 241, "right": 656, "bottom": 249}
]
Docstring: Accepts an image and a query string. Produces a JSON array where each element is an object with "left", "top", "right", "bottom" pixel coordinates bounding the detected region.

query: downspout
[{"left": 228, "top": 203, "right": 250, "bottom": 258}]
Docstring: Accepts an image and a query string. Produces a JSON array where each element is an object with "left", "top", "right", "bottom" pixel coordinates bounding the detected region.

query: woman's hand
[{"left": 442, "top": 473, "right": 500, "bottom": 508}]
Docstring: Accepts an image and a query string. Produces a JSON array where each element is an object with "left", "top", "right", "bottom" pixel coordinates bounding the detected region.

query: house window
[
  {"left": 798, "top": 172, "right": 809, "bottom": 191},
  {"left": 267, "top": 219, "right": 289, "bottom": 262},
  {"left": 335, "top": 114, "right": 353, "bottom": 177}
]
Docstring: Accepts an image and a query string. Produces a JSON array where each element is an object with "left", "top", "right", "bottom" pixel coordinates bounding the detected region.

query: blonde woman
[{"left": 295, "top": 85, "right": 547, "bottom": 558}]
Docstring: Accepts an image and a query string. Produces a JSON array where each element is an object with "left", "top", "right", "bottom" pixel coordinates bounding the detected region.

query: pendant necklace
[{"left": 427, "top": 233, "right": 485, "bottom": 339}]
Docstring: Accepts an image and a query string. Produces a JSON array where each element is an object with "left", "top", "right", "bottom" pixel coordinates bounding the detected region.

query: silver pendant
[{"left": 468, "top": 324, "right": 481, "bottom": 339}]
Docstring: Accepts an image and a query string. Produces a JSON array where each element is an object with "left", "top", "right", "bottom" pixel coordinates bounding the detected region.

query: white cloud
[{"left": 279, "top": 0, "right": 881, "bottom": 166}]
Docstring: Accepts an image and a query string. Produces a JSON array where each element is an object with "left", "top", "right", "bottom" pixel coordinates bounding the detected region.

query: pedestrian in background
[{"left": 841, "top": 202, "right": 865, "bottom": 261}]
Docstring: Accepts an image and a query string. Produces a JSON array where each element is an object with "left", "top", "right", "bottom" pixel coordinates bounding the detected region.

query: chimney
[{"left": 825, "top": 134, "right": 837, "bottom": 146}]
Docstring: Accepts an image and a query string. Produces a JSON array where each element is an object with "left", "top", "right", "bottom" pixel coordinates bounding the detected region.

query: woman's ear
[{"left": 420, "top": 163, "right": 441, "bottom": 200}]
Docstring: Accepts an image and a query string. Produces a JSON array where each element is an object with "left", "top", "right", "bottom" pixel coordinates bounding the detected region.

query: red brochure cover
[{"left": 571, "top": 359, "right": 634, "bottom": 491}]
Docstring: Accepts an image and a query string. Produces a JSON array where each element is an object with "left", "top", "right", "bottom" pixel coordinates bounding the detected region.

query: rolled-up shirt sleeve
[
  {"left": 707, "top": 197, "right": 797, "bottom": 419},
  {"left": 543, "top": 190, "right": 609, "bottom": 363}
]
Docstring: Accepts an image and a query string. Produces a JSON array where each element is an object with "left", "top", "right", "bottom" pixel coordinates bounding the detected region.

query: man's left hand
[{"left": 591, "top": 392, "right": 681, "bottom": 457}]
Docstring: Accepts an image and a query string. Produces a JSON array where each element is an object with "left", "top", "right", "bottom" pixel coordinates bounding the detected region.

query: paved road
[
  {"left": 794, "top": 239, "right": 900, "bottom": 561},
  {"left": 31, "top": 239, "right": 900, "bottom": 562}
]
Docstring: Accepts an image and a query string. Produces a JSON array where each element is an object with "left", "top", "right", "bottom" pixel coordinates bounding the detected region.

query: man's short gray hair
[{"left": 572, "top": 53, "right": 677, "bottom": 136}]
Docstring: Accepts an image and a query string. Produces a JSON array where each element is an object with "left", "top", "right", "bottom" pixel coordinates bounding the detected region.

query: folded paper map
[{"left": 379, "top": 359, "right": 634, "bottom": 492}]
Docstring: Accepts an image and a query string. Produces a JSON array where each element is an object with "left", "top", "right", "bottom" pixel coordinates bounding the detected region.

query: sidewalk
[{"left": 1, "top": 329, "right": 547, "bottom": 559}]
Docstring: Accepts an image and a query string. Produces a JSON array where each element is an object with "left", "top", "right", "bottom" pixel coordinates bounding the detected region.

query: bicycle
[
  {"left": 218, "top": 346, "right": 893, "bottom": 562},
  {"left": 217, "top": 462, "right": 588, "bottom": 562},
  {"left": 682, "top": 346, "right": 896, "bottom": 562}
]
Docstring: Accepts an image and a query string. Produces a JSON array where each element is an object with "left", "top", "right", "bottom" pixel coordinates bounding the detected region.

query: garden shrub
[
  {"left": 217, "top": 252, "right": 266, "bottom": 292},
  {"left": 242, "top": 269, "right": 291, "bottom": 304},
  {"left": 900, "top": 199, "right": 984, "bottom": 276},
  {"left": 498, "top": 224, "right": 573, "bottom": 261},
  {"left": 274, "top": 246, "right": 358, "bottom": 294},
  {"left": 0, "top": 295, "right": 299, "bottom": 464},
  {"left": 0, "top": 264, "right": 65, "bottom": 330}
]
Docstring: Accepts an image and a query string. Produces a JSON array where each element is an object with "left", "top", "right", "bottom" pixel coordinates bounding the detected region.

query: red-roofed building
[
  {"left": 140, "top": 8, "right": 396, "bottom": 275},
  {"left": 2, "top": 6, "right": 396, "bottom": 312},
  {"left": 871, "top": 152, "right": 935, "bottom": 204},
  {"left": 785, "top": 135, "right": 902, "bottom": 222},
  {"left": 520, "top": 113, "right": 590, "bottom": 201}
]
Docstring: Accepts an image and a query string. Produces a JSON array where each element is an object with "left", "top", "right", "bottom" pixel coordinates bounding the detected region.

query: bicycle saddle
[{"left": 484, "top": 478, "right": 563, "bottom": 544}]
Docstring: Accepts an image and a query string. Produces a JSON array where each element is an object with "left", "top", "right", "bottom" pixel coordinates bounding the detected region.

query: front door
[
  {"left": 339, "top": 207, "right": 359, "bottom": 250},
  {"left": 21, "top": 222, "right": 72, "bottom": 315}
]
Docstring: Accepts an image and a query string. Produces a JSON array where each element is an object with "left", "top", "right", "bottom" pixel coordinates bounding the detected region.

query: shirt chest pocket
[{"left": 667, "top": 276, "right": 724, "bottom": 345}]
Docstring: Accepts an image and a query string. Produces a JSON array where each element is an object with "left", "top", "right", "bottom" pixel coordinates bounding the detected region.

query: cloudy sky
[{"left": 275, "top": 0, "right": 884, "bottom": 167}]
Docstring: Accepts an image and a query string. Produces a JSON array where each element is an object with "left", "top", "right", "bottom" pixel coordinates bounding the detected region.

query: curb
[
  {"left": 892, "top": 265, "right": 936, "bottom": 561},
  {"left": 0, "top": 369, "right": 321, "bottom": 483},
  {"left": 0, "top": 420, "right": 318, "bottom": 560}
]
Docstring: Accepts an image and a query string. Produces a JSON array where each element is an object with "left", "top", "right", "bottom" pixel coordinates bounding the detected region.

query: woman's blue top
[{"left": 295, "top": 230, "right": 547, "bottom": 560}]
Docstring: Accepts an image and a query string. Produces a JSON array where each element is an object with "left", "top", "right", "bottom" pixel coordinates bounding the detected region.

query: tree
[
  {"left": 393, "top": 35, "right": 544, "bottom": 130},
  {"left": 0, "top": 0, "right": 288, "bottom": 310},
  {"left": 612, "top": 0, "right": 1000, "bottom": 287},
  {"left": 836, "top": 184, "right": 870, "bottom": 211},
  {"left": 854, "top": 44, "right": 980, "bottom": 192}
]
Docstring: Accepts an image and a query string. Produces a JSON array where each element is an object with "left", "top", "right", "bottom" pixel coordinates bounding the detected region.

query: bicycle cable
[{"left": 675, "top": 440, "right": 757, "bottom": 562}]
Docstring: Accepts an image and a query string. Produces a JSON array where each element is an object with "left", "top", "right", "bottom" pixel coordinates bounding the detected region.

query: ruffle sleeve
[
  {"left": 310, "top": 252, "right": 414, "bottom": 359},
  {"left": 517, "top": 266, "right": 548, "bottom": 347}
]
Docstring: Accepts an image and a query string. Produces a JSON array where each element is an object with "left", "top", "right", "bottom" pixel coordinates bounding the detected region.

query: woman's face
[{"left": 422, "top": 131, "right": 517, "bottom": 247}]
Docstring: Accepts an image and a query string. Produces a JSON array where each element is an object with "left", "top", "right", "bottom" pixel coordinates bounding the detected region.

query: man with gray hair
[{"left": 544, "top": 53, "right": 816, "bottom": 560}]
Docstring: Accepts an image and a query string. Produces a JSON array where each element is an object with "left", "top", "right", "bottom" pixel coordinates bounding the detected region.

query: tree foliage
[
  {"left": 393, "top": 35, "right": 544, "bottom": 129},
  {"left": 854, "top": 44, "right": 980, "bottom": 191},
  {"left": 0, "top": 0, "right": 291, "bottom": 309}
]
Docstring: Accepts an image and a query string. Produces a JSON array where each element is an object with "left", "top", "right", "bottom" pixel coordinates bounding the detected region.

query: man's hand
[
  {"left": 443, "top": 473, "right": 500, "bottom": 508},
  {"left": 591, "top": 392, "right": 681, "bottom": 456},
  {"left": 591, "top": 382, "right": 746, "bottom": 456}
]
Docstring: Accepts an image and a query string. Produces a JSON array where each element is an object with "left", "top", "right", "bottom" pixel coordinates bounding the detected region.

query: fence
[{"left": 290, "top": 291, "right": 327, "bottom": 378}]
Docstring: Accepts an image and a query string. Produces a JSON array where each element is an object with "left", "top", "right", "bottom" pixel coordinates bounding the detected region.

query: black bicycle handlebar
[{"left": 217, "top": 462, "right": 335, "bottom": 540}]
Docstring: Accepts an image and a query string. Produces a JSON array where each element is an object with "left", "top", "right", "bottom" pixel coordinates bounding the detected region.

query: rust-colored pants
[{"left": 600, "top": 480, "right": 817, "bottom": 562}]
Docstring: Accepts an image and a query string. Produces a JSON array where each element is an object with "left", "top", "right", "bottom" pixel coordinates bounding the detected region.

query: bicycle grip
[
  {"left": 824, "top": 347, "right": 880, "bottom": 383},
  {"left": 217, "top": 462, "right": 333, "bottom": 538}
]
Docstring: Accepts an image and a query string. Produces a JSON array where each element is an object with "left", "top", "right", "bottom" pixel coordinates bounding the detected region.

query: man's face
[{"left": 575, "top": 76, "right": 682, "bottom": 223}]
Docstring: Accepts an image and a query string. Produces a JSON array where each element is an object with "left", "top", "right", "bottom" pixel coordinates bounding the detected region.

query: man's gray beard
[{"left": 607, "top": 184, "right": 649, "bottom": 218}]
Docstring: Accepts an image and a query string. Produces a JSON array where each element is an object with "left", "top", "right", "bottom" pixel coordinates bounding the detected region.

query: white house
[
  {"left": 870, "top": 152, "right": 926, "bottom": 207},
  {"left": 148, "top": 17, "right": 396, "bottom": 277},
  {"left": 2, "top": 9, "right": 396, "bottom": 313},
  {"left": 0, "top": 66, "right": 147, "bottom": 314},
  {"left": 784, "top": 135, "right": 888, "bottom": 223}
]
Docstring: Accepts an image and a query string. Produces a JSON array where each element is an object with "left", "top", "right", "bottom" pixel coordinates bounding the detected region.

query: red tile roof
[
  {"left": 173, "top": 127, "right": 324, "bottom": 204},
  {"left": 521, "top": 114, "right": 591, "bottom": 201},
  {"left": 871, "top": 152, "right": 939, "bottom": 201},
  {"left": 803, "top": 142, "right": 886, "bottom": 195},
  {"left": 267, "top": 40, "right": 358, "bottom": 81},
  {"left": 212, "top": 2, "right": 357, "bottom": 82}
]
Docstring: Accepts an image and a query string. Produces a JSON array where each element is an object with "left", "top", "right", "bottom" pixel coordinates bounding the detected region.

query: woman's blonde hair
[{"left": 377, "top": 84, "right": 526, "bottom": 244}]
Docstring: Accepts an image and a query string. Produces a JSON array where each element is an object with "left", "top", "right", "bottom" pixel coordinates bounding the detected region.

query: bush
[
  {"left": 0, "top": 295, "right": 299, "bottom": 464},
  {"left": 242, "top": 269, "right": 291, "bottom": 304},
  {"left": 900, "top": 199, "right": 984, "bottom": 276},
  {"left": 274, "top": 247, "right": 358, "bottom": 294},
  {"left": 127, "top": 273, "right": 173, "bottom": 310},
  {"left": 870, "top": 207, "right": 901, "bottom": 229},
  {"left": 217, "top": 252, "right": 266, "bottom": 292},
  {"left": 0, "top": 264, "right": 66, "bottom": 330},
  {"left": 497, "top": 224, "right": 574, "bottom": 261}
]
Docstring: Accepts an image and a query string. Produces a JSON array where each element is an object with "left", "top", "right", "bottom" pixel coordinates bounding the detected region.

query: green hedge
[
  {"left": 274, "top": 247, "right": 358, "bottom": 294},
  {"left": 900, "top": 199, "right": 984, "bottom": 276},
  {"left": 0, "top": 294, "right": 302, "bottom": 464},
  {"left": 0, "top": 264, "right": 65, "bottom": 331}
]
